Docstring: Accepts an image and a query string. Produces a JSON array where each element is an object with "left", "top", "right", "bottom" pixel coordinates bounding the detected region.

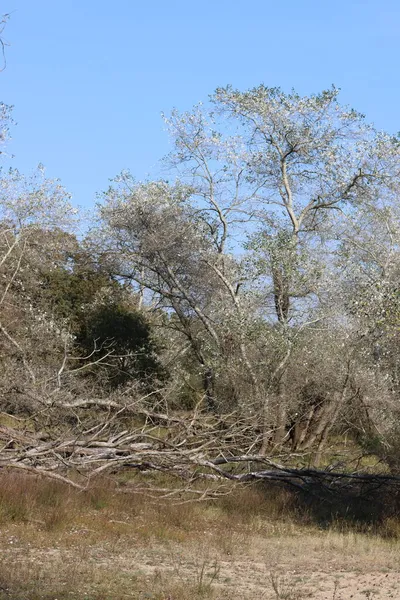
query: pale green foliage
[
  {"left": 0, "top": 102, "right": 12, "bottom": 151},
  {"left": 97, "top": 175, "right": 223, "bottom": 306},
  {"left": 0, "top": 165, "right": 80, "bottom": 412},
  {"left": 162, "top": 86, "right": 400, "bottom": 327},
  {"left": 97, "top": 87, "right": 400, "bottom": 425},
  {"left": 97, "top": 175, "right": 240, "bottom": 348},
  {"left": 213, "top": 85, "right": 388, "bottom": 203},
  {"left": 0, "top": 166, "right": 78, "bottom": 232}
]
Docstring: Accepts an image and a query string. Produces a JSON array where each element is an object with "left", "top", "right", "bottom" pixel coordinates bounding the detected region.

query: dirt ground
[{"left": 0, "top": 524, "right": 399, "bottom": 599}]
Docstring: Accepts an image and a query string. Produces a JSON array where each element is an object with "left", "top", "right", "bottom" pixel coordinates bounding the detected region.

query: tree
[
  {"left": 0, "top": 167, "right": 79, "bottom": 412},
  {"left": 95, "top": 174, "right": 264, "bottom": 411},
  {"left": 75, "top": 302, "right": 164, "bottom": 388},
  {"left": 4, "top": 72, "right": 400, "bottom": 487},
  {"left": 95, "top": 86, "right": 400, "bottom": 458},
  {"left": 208, "top": 85, "right": 400, "bottom": 450},
  {"left": 211, "top": 85, "right": 400, "bottom": 321}
]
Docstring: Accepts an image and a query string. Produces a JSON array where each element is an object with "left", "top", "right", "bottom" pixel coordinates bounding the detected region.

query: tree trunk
[
  {"left": 203, "top": 366, "right": 216, "bottom": 411},
  {"left": 272, "top": 266, "right": 290, "bottom": 323},
  {"left": 273, "top": 381, "right": 288, "bottom": 446}
]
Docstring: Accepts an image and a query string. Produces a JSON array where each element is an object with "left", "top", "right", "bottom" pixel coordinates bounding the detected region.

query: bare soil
[{"left": 0, "top": 522, "right": 399, "bottom": 599}]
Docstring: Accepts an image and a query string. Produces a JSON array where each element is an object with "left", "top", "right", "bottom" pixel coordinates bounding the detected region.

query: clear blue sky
[{"left": 2, "top": 0, "right": 400, "bottom": 209}]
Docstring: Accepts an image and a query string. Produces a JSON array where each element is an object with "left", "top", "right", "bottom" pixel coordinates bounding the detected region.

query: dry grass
[{"left": 0, "top": 472, "right": 399, "bottom": 599}]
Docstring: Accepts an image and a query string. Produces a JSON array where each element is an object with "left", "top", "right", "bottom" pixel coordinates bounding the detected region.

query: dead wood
[{"left": 0, "top": 398, "right": 399, "bottom": 502}]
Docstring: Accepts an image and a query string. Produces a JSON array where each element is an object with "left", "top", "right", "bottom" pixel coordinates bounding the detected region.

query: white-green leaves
[
  {"left": 0, "top": 102, "right": 13, "bottom": 155},
  {"left": 0, "top": 167, "right": 78, "bottom": 232}
]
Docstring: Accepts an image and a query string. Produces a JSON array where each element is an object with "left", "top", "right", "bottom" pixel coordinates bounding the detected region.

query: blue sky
[{"left": 2, "top": 0, "right": 400, "bottom": 209}]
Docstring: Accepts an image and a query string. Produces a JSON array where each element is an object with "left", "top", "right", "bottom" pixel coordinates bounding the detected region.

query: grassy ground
[{"left": 0, "top": 472, "right": 399, "bottom": 599}]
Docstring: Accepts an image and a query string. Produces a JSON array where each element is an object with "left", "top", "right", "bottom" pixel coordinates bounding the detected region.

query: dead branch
[{"left": 1, "top": 398, "right": 399, "bottom": 503}]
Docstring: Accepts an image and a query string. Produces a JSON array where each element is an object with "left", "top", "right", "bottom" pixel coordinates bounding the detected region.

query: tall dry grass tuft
[
  {"left": 0, "top": 471, "right": 79, "bottom": 528},
  {"left": 0, "top": 471, "right": 399, "bottom": 537},
  {"left": 217, "top": 483, "right": 297, "bottom": 523}
]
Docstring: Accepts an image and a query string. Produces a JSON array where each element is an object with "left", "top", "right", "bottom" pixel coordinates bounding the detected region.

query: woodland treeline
[{"left": 2, "top": 81, "right": 400, "bottom": 493}]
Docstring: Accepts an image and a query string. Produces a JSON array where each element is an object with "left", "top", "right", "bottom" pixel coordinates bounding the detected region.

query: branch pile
[{"left": 1, "top": 395, "right": 399, "bottom": 502}]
